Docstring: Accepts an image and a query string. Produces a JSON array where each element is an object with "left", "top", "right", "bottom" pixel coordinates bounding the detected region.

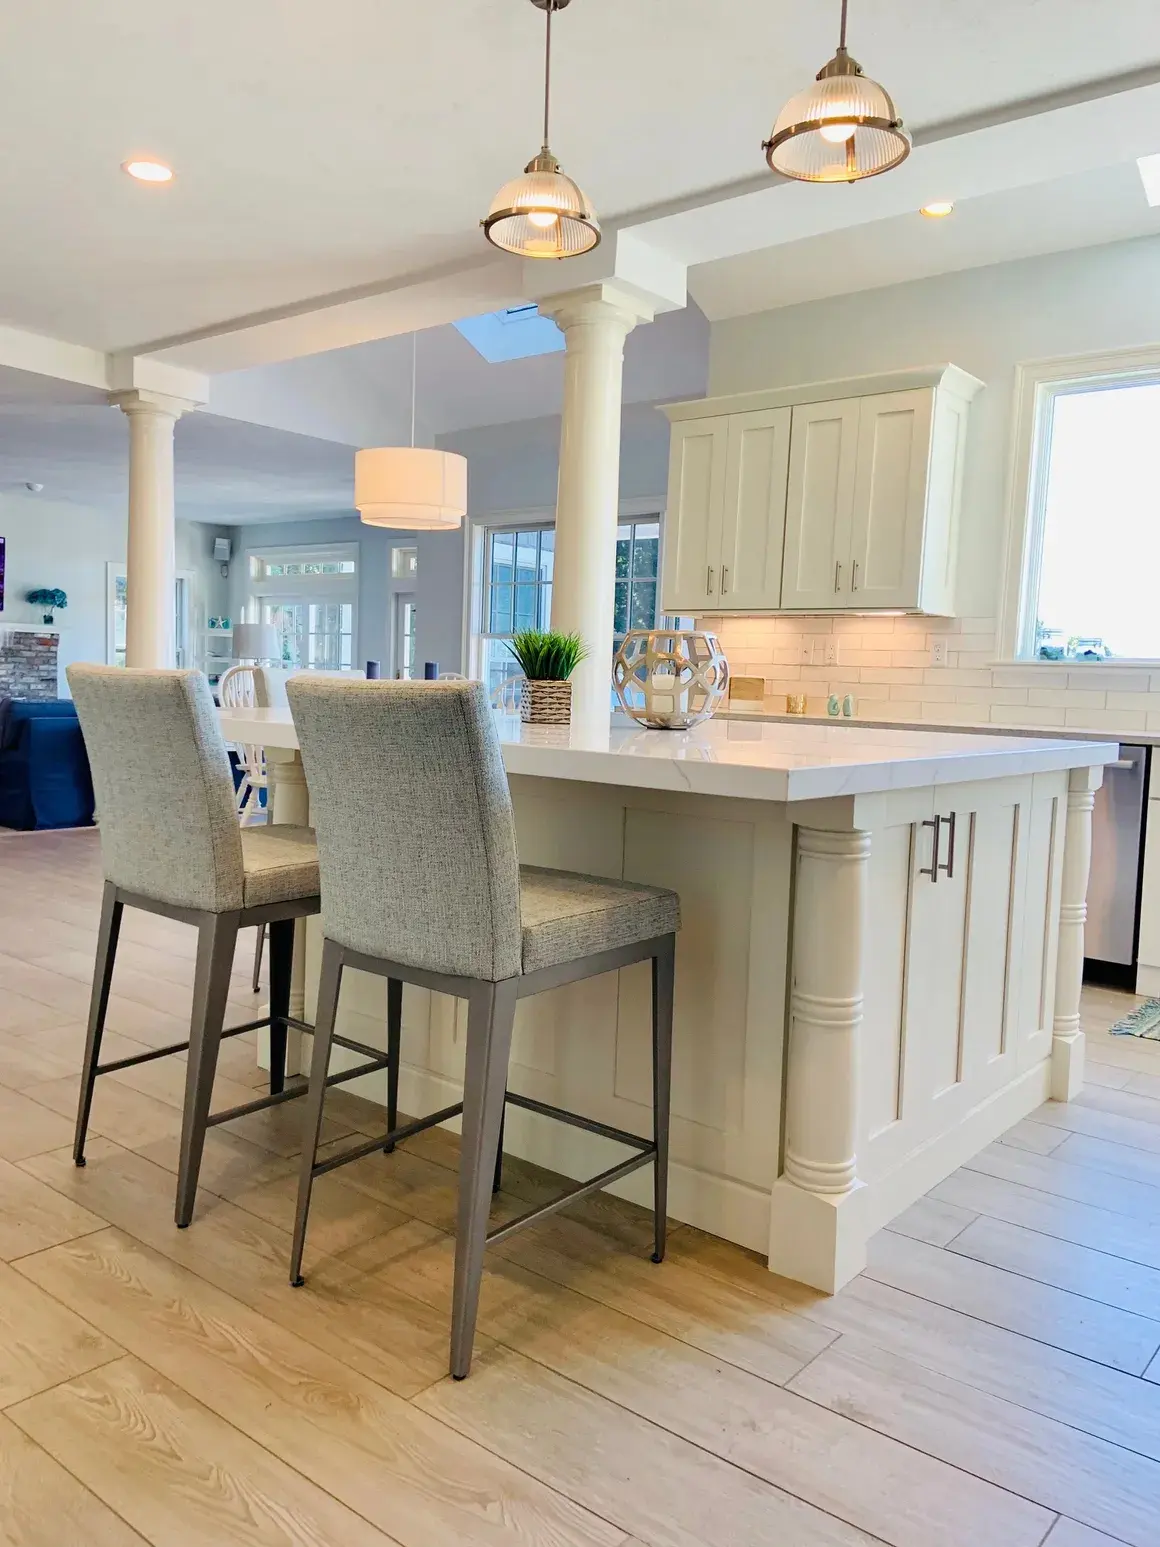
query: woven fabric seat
[
  {"left": 285, "top": 675, "right": 681, "bottom": 1382},
  {"left": 519, "top": 866, "right": 680, "bottom": 974},
  {"left": 241, "top": 825, "right": 320, "bottom": 908},
  {"left": 65, "top": 665, "right": 340, "bottom": 1234}
]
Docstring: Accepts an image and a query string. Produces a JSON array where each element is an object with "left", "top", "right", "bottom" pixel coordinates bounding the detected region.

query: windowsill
[{"left": 993, "top": 659, "right": 1160, "bottom": 670}]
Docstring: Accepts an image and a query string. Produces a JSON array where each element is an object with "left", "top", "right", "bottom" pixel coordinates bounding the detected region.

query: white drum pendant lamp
[
  {"left": 764, "top": 0, "right": 909, "bottom": 184},
  {"left": 356, "top": 334, "right": 467, "bottom": 531},
  {"left": 482, "top": 0, "right": 600, "bottom": 259}
]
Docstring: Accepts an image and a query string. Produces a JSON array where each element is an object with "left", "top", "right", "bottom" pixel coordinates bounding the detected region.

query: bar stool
[
  {"left": 285, "top": 677, "right": 680, "bottom": 1380},
  {"left": 66, "top": 665, "right": 396, "bottom": 1227}
]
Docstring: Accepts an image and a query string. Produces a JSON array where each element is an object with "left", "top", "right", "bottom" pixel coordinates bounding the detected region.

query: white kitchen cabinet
[
  {"left": 661, "top": 408, "right": 790, "bottom": 613},
  {"left": 780, "top": 398, "right": 859, "bottom": 610},
  {"left": 719, "top": 407, "right": 793, "bottom": 611},
  {"left": 661, "top": 415, "right": 728, "bottom": 613},
  {"left": 662, "top": 364, "right": 981, "bottom": 617}
]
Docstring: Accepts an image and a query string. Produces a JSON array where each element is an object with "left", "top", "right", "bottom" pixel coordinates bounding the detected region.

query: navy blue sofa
[{"left": 0, "top": 699, "right": 95, "bottom": 830}]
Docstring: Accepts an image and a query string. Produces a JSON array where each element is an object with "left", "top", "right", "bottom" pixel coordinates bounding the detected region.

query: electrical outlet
[
  {"left": 823, "top": 637, "right": 839, "bottom": 666},
  {"left": 930, "top": 638, "right": 948, "bottom": 667}
]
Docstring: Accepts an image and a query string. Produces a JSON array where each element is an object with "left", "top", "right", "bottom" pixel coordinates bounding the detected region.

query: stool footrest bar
[
  {"left": 206, "top": 1055, "right": 392, "bottom": 1128},
  {"left": 503, "top": 1091, "right": 654, "bottom": 1152},
  {"left": 486, "top": 1148, "right": 656, "bottom": 1247},
  {"left": 311, "top": 1102, "right": 465, "bottom": 1179}
]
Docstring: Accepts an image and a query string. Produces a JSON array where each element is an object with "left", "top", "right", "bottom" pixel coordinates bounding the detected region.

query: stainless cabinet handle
[
  {"left": 940, "top": 811, "right": 956, "bottom": 879},
  {"left": 706, "top": 566, "right": 715, "bottom": 594},
  {"left": 851, "top": 559, "right": 859, "bottom": 592},
  {"left": 834, "top": 560, "right": 842, "bottom": 593},
  {"left": 721, "top": 566, "right": 729, "bottom": 595},
  {"left": 920, "top": 816, "right": 941, "bottom": 882}
]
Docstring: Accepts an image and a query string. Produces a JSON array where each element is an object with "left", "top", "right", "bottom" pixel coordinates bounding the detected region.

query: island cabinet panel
[{"left": 858, "top": 771, "right": 1066, "bottom": 1190}]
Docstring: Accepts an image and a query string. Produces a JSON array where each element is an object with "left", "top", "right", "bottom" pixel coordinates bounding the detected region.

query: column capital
[
  {"left": 538, "top": 282, "right": 655, "bottom": 337},
  {"left": 109, "top": 388, "right": 198, "bottom": 419}
]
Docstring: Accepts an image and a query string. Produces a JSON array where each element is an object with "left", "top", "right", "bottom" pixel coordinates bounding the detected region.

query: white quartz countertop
[{"left": 221, "top": 705, "right": 1117, "bottom": 804}]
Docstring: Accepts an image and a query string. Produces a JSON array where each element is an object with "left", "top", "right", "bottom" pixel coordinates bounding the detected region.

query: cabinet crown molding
[{"left": 661, "top": 364, "right": 984, "bottom": 424}]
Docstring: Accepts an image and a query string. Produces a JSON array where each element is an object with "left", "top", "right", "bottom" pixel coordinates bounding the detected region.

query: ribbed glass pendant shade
[
  {"left": 765, "top": 54, "right": 909, "bottom": 182},
  {"left": 482, "top": 0, "right": 599, "bottom": 259},
  {"left": 764, "top": 1, "right": 909, "bottom": 184},
  {"left": 483, "top": 148, "right": 600, "bottom": 258},
  {"left": 355, "top": 448, "right": 467, "bottom": 531}
]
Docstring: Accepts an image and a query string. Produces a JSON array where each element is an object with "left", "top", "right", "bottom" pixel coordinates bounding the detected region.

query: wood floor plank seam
[{"left": 499, "top": 1327, "right": 1060, "bottom": 1547}]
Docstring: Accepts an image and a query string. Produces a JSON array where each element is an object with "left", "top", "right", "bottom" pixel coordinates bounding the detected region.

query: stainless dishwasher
[{"left": 1084, "top": 743, "right": 1150, "bottom": 987}]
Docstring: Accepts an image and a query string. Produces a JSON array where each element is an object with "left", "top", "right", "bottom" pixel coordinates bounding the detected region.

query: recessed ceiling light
[
  {"left": 920, "top": 201, "right": 954, "bottom": 218},
  {"left": 122, "top": 158, "right": 173, "bottom": 184},
  {"left": 1137, "top": 154, "right": 1160, "bottom": 207}
]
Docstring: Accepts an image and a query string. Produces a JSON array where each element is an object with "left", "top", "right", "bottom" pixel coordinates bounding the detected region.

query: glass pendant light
[
  {"left": 355, "top": 334, "right": 467, "bottom": 531},
  {"left": 764, "top": 0, "right": 910, "bottom": 184},
  {"left": 483, "top": 0, "right": 600, "bottom": 259}
]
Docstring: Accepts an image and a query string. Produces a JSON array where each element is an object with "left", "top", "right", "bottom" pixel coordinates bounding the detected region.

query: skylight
[
  {"left": 453, "top": 306, "right": 565, "bottom": 364},
  {"left": 1137, "top": 153, "right": 1160, "bottom": 207}
]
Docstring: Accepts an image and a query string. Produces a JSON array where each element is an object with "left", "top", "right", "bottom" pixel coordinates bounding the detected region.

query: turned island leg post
[
  {"left": 1051, "top": 765, "right": 1101, "bottom": 1102},
  {"left": 768, "top": 824, "right": 870, "bottom": 1293}
]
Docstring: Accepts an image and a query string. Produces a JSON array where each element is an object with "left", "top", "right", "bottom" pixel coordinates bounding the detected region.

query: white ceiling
[
  {"left": 0, "top": 299, "right": 708, "bottom": 522},
  {"left": 689, "top": 163, "right": 1160, "bottom": 320},
  {"left": 0, "top": 372, "right": 355, "bottom": 520},
  {"left": 2, "top": 1, "right": 1159, "bottom": 352}
]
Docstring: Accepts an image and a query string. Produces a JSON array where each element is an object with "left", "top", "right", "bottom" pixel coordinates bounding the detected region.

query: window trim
[{"left": 1001, "top": 344, "right": 1160, "bottom": 663}]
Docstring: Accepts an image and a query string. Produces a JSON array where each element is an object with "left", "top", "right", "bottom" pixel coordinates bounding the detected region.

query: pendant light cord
[
  {"left": 410, "top": 333, "right": 417, "bottom": 449},
  {"left": 838, "top": 0, "right": 848, "bottom": 49},
  {"left": 542, "top": 0, "right": 553, "bottom": 149}
]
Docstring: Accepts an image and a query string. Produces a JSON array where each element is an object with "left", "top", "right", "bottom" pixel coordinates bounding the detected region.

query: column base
[
  {"left": 1050, "top": 1029, "right": 1085, "bottom": 1102},
  {"left": 767, "top": 1176, "right": 868, "bottom": 1294}
]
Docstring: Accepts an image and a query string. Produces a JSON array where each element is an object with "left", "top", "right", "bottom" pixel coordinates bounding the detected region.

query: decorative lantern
[{"left": 612, "top": 629, "right": 730, "bottom": 730}]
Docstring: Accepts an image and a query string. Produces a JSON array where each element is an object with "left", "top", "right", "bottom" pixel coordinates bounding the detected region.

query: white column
[
  {"left": 1051, "top": 765, "right": 1102, "bottom": 1101},
  {"left": 112, "top": 390, "right": 190, "bottom": 669},
  {"left": 768, "top": 823, "right": 871, "bottom": 1293},
  {"left": 540, "top": 285, "right": 654, "bottom": 727}
]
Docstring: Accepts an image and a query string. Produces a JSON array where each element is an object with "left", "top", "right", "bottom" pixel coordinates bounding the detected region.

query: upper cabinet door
[
  {"left": 848, "top": 389, "right": 934, "bottom": 609},
  {"left": 718, "top": 407, "right": 791, "bottom": 611},
  {"left": 780, "top": 399, "right": 859, "bottom": 610},
  {"left": 660, "top": 417, "right": 729, "bottom": 614}
]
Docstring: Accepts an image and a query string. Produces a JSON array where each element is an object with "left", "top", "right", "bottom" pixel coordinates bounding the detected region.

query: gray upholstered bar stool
[
  {"left": 67, "top": 664, "right": 396, "bottom": 1227},
  {"left": 286, "top": 677, "right": 680, "bottom": 1380}
]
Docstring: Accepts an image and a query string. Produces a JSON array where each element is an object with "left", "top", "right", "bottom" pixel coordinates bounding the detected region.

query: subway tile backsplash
[{"left": 702, "top": 614, "right": 1160, "bottom": 733}]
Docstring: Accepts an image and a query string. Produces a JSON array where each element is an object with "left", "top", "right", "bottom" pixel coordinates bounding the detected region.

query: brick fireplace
[{"left": 0, "top": 627, "right": 59, "bottom": 699}]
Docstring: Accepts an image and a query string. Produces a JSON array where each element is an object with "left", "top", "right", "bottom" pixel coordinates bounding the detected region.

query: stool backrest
[
  {"left": 67, "top": 665, "right": 246, "bottom": 913},
  {"left": 254, "top": 666, "right": 293, "bottom": 708},
  {"left": 287, "top": 677, "right": 521, "bottom": 981}
]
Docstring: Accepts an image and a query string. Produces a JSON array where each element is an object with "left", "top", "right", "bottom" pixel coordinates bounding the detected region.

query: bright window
[
  {"left": 475, "top": 516, "right": 664, "bottom": 698},
  {"left": 1018, "top": 369, "right": 1160, "bottom": 660},
  {"left": 614, "top": 520, "right": 660, "bottom": 650},
  {"left": 247, "top": 542, "right": 358, "bottom": 671},
  {"left": 478, "top": 524, "right": 554, "bottom": 697}
]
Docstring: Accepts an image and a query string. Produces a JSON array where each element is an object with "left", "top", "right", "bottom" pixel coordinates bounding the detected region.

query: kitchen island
[{"left": 221, "top": 705, "right": 1115, "bottom": 1293}]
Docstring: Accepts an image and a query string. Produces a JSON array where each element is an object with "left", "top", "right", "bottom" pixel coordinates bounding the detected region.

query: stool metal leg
[
  {"left": 492, "top": 1098, "right": 506, "bottom": 1196},
  {"left": 651, "top": 933, "right": 676, "bottom": 1264},
  {"left": 384, "top": 977, "right": 401, "bottom": 1153},
  {"left": 289, "top": 937, "right": 344, "bottom": 1285},
  {"left": 175, "top": 911, "right": 240, "bottom": 1228},
  {"left": 74, "top": 881, "right": 123, "bottom": 1167},
  {"left": 450, "top": 976, "right": 517, "bottom": 1380},
  {"left": 252, "top": 923, "right": 266, "bottom": 993},
  {"left": 267, "top": 919, "right": 294, "bottom": 1096}
]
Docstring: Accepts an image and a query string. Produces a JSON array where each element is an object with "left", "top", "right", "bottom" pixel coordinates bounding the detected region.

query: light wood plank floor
[{"left": 1, "top": 827, "right": 1159, "bottom": 1547}]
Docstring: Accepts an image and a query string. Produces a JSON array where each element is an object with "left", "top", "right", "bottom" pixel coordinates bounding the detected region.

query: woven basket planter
[{"left": 520, "top": 678, "right": 573, "bottom": 725}]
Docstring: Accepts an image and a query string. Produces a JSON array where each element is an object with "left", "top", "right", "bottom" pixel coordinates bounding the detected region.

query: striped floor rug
[{"left": 1110, "top": 998, "right": 1160, "bottom": 1040}]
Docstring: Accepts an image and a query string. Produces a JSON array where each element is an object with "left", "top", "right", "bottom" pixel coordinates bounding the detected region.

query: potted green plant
[
  {"left": 507, "top": 629, "right": 587, "bottom": 725},
  {"left": 26, "top": 587, "right": 67, "bottom": 625}
]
